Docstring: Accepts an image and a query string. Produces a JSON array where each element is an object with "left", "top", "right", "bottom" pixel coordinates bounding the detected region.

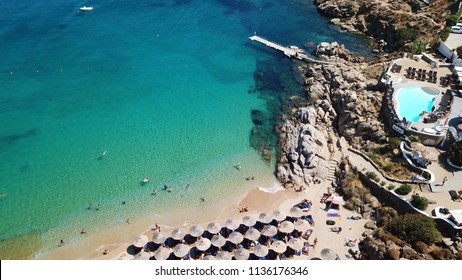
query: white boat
[{"left": 80, "top": 6, "right": 94, "bottom": 11}]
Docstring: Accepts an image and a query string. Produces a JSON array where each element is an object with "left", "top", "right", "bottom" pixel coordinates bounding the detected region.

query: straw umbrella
[
  {"left": 203, "top": 255, "right": 216, "bottom": 260},
  {"left": 225, "top": 218, "right": 240, "bottom": 231},
  {"left": 253, "top": 244, "right": 269, "bottom": 258},
  {"left": 173, "top": 244, "right": 190, "bottom": 258},
  {"left": 258, "top": 212, "right": 273, "bottom": 224},
  {"left": 242, "top": 215, "right": 257, "bottom": 227},
  {"left": 189, "top": 225, "right": 204, "bottom": 237},
  {"left": 196, "top": 238, "right": 212, "bottom": 251},
  {"left": 216, "top": 251, "right": 232, "bottom": 260},
  {"left": 261, "top": 225, "right": 277, "bottom": 237},
  {"left": 270, "top": 240, "right": 287, "bottom": 254},
  {"left": 321, "top": 248, "right": 338, "bottom": 260},
  {"left": 154, "top": 247, "right": 171, "bottom": 260},
  {"left": 152, "top": 232, "right": 167, "bottom": 244},
  {"left": 207, "top": 222, "right": 221, "bottom": 234},
  {"left": 132, "top": 234, "right": 149, "bottom": 248},
  {"left": 134, "top": 251, "right": 151, "bottom": 260},
  {"left": 287, "top": 238, "right": 303, "bottom": 251},
  {"left": 211, "top": 235, "right": 226, "bottom": 248},
  {"left": 234, "top": 248, "right": 250, "bottom": 260},
  {"left": 273, "top": 210, "right": 287, "bottom": 222},
  {"left": 228, "top": 232, "right": 244, "bottom": 244},
  {"left": 294, "top": 219, "right": 310, "bottom": 232},
  {"left": 245, "top": 228, "right": 261, "bottom": 241},
  {"left": 279, "top": 221, "right": 295, "bottom": 234},
  {"left": 289, "top": 207, "right": 303, "bottom": 218},
  {"left": 171, "top": 228, "right": 186, "bottom": 241}
]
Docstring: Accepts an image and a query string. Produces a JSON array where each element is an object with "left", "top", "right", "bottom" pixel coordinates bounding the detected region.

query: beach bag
[{"left": 326, "top": 220, "right": 335, "bottom": 225}]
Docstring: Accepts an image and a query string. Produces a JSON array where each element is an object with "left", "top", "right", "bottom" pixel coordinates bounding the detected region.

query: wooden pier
[{"left": 249, "top": 35, "right": 330, "bottom": 64}]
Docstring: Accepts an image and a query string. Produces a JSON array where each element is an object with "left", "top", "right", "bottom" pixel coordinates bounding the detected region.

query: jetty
[{"left": 249, "top": 35, "right": 331, "bottom": 64}]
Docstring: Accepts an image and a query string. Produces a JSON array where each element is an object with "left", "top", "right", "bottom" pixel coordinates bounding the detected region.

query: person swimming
[
  {"left": 234, "top": 163, "right": 241, "bottom": 170},
  {"left": 143, "top": 177, "right": 151, "bottom": 183}
]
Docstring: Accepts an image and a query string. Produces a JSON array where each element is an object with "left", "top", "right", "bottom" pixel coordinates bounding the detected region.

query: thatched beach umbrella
[
  {"left": 253, "top": 244, "right": 269, "bottom": 258},
  {"left": 289, "top": 207, "right": 303, "bottom": 218},
  {"left": 273, "top": 209, "right": 287, "bottom": 222},
  {"left": 173, "top": 244, "right": 190, "bottom": 258},
  {"left": 152, "top": 232, "right": 167, "bottom": 244},
  {"left": 245, "top": 228, "right": 261, "bottom": 241},
  {"left": 270, "top": 240, "right": 287, "bottom": 254},
  {"left": 279, "top": 221, "right": 295, "bottom": 233},
  {"left": 261, "top": 225, "right": 277, "bottom": 237},
  {"left": 234, "top": 247, "right": 250, "bottom": 260},
  {"left": 134, "top": 251, "right": 151, "bottom": 260},
  {"left": 294, "top": 219, "right": 310, "bottom": 232},
  {"left": 216, "top": 251, "right": 232, "bottom": 260},
  {"left": 225, "top": 218, "right": 240, "bottom": 231},
  {"left": 207, "top": 222, "right": 221, "bottom": 234},
  {"left": 242, "top": 215, "right": 257, "bottom": 227},
  {"left": 196, "top": 238, "right": 212, "bottom": 251},
  {"left": 132, "top": 234, "right": 149, "bottom": 248},
  {"left": 258, "top": 212, "right": 273, "bottom": 224},
  {"left": 154, "top": 247, "right": 171, "bottom": 260},
  {"left": 321, "top": 248, "right": 338, "bottom": 260},
  {"left": 189, "top": 225, "right": 204, "bottom": 237},
  {"left": 211, "top": 235, "right": 226, "bottom": 248},
  {"left": 203, "top": 255, "right": 216, "bottom": 260},
  {"left": 228, "top": 232, "right": 244, "bottom": 244},
  {"left": 288, "top": 238, "right": 303, "bottom": 251},
  {"left": 171, "top": 228, "right": 186, "bottom": 241}
]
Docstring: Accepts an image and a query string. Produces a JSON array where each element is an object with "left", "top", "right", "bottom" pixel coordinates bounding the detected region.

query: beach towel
[
  {"left": 327, "top": 213, "right": 341, "bottom": 217},
  {"left": 326, "top": 220, "right": 335, "bottom": 225}
]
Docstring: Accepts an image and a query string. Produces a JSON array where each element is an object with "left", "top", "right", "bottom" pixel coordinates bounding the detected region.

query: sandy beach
[{"left": 37, "top": 168, "right": 368, "bottom": 260}]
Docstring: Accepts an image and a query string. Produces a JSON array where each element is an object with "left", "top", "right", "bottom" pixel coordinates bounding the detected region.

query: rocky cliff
[
  {"left": 276, "top": 42, "right": 386, "bottom": 189},
  {"left": 313, "top": 0, "right": 455, "bottom": 51}
]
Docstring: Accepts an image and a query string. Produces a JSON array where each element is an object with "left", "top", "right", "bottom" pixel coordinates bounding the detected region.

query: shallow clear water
[
  {"left": 396, "top": 87, "right": 436, "bottom": 122},
  {"left": 0, "top": 0, "right": 370, "bottom": 258}
]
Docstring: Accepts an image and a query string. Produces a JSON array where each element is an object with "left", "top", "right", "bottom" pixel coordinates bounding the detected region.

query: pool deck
[{"left": 386, "top": 57, "right": 461, "bottom": 134}]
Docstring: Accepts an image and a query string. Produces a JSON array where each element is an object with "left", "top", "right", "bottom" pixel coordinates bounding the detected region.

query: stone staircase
[{"left": 326, "top": 159, "right": 339, "bottom": 182}]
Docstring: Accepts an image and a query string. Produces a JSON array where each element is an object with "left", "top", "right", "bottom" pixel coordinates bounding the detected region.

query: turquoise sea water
[
  {"left": 396, "top": 87, "right": 436, "bottom": 122},
  {"left": 0, "top": 0, "right": 369, "bottom": 258}
]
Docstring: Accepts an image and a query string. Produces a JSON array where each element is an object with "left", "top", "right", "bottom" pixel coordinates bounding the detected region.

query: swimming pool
[{"left": 395, "top": 87, "right": 439, "bottom": 122}]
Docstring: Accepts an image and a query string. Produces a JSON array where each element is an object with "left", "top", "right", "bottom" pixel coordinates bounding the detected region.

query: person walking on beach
[
  {"left": 126, "top": 218, "right": 131, "bottom": 224},
  {"left": 60, "top": 239, "right": 65, "bottom": 246},
  {"left": 442, "top": 176, "right": 448, "bottom": 186},
  {"left": 313, "top": 238, "right": 317, "bottom": 249}
]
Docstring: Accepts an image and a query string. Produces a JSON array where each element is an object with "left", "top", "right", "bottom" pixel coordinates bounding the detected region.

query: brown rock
[{"left": 386, "top": 248, "right": 400, "bottom": 260}]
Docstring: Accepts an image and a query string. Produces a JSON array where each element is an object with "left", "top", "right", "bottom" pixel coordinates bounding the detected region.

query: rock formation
[{"left": 313, "top": 0, "right": 454, "bottom": 51}]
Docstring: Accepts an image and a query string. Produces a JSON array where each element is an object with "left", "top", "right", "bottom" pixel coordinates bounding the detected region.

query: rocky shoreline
[{"left": 276, "top": 42, "right": 386, "bottom": 190}]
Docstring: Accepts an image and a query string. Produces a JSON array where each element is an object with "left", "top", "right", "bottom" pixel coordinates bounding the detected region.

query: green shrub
[
  {"left": 395, "top": 184, "right": 412, "bottom": 195},
  {"left": 440, "top": 27, "right": 451, "bottom": 42},
  {"left": 408, "top": 135, "right": 419, "bottom": 142},
  {"left": 411, "top": 195, "right": 429, "bottom": 211},
  {"left": 395, "top": 28, "right": 418, "bottom": 47},
  {"left": 380, "top": 181, "right": 386, "bottom": 186},
  {"left": 389, "top": 138, "right": 401, "bottom": 151},
  {"left": 388, "top": 184, "right": 396, "bottom": 191},
  {"left": 448, "top": 141, "right": 462, "bottom": 166},
  {"left": 386, "top": 214, "right": 442, "bottom": 245},
  {"left": 446, "top": 15, "right": 459, "bottom": 27},
  {"left": 366, "top": 171, "right": 380, "bottom": 182},
  {"left": 411, "top": 38, "right": 427, "bottom": 54},
  {"left": 457, "top": 46, "right": 462, "bottom": 56}
]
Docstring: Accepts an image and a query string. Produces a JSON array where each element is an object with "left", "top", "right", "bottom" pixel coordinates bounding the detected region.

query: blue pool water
[
  {"left": 0, "top": 0, "right": 370, "bottom": 258},
  {"left": 396, "top": 87, "right": 437, "bottom": 122}
]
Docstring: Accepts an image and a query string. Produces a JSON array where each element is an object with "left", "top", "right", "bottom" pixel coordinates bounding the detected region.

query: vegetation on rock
[
  {"left": 448, "top": 141, "right": 462, "bottom": 166},
  {"left": 411, "top": 195, "right": 429, "bottom": 211},
  {"left": 386, "top": 214, "right": 442, "bottom": 245},
  {"left": 395, "top": 184, "right": 412, "bottom": 196}
]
